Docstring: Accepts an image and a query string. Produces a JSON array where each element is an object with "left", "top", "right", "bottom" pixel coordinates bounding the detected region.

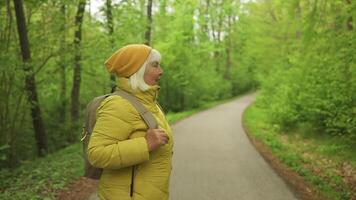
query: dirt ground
[{"left": 55, "top": 177, "right": 98, "bottom": 200}]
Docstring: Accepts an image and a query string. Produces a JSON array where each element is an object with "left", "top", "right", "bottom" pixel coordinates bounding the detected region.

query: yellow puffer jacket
[{"left": 87, "top": 78, "right": 173, "bottom": 200}]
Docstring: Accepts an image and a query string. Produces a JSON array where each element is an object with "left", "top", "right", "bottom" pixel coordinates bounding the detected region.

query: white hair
[{"left": 129, "top": 49, "right": 161, "bottom": 91}]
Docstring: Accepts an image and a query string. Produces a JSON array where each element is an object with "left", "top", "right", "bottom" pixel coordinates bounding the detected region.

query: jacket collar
[{"left": 115, "top": 77, "right": 160, "bottom": 104}]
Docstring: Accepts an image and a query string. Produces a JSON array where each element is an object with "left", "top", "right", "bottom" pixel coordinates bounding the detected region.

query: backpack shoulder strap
[{"left": 114, "top": 90, "right": 158, "bottom": 129}]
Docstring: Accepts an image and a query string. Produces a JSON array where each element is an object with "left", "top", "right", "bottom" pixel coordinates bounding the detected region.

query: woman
[{"left": 88, "top": 44, "right": 173, "bottom": 200}]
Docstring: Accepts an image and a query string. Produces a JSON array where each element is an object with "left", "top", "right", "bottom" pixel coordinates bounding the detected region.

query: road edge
[{"left": 241, "top": 104, "right": 326, "bottom": 200}]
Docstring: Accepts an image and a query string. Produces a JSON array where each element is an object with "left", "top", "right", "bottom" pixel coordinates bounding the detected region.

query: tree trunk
[
  {"left": 5, "top": 0, "right": 13, "bottom": 51},
  {"left": 88, "top": 0, "right": 92, "bottom": 22},
  {"left": 9, "top": 92, "right": 26, "bottom": 167},
  {"left": 159, "top": 0, "right": 166, "bottom": 16},
  {"left": 59, "top": 3, "right": 67, "bottom": 123},
  {"left": 202, "top": 0, "right": 210, "bottom": 35},
  {"left": 71, "top": 0, "right": 86, "bottom": 123},
  {"left": 345, "top": 0, "right": 353, "bottom": 109},
  {"left": 295, "top": 0, "right": 302, "bottom": 39},
  {"left": 210, "top": 0, "right": 224, "bottom": 73},
  {"left": 346, "top": 0, "right": 353, "bottom": 31},
  {"left": 224, "top": 15, "right": 232, "bottom": 80},
  {"left": 13, "top": 0, "right": 48, "bottom": 156},
  {"left": 106, "top": 0, "right": 114, "bottom": 38},
  {"left": 106, "top": 0, "right": 116, "bottom": 90},
  {"left": 144, "top": 0, "right": 153, "bottom": 45}
]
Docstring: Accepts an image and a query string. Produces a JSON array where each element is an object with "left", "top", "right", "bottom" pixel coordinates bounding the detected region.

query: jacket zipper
[{"left": 130, "top": 166, "right": 135, "bottom": 197}]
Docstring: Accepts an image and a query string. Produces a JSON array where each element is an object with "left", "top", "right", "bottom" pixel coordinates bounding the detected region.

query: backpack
[{"left": 80, "top": 90, "right": 158, "bottom": 180}]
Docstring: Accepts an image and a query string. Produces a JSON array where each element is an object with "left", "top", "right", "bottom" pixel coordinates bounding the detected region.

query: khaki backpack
[{"left": 80, "top": 90, "right": 158, "bottom": 180}]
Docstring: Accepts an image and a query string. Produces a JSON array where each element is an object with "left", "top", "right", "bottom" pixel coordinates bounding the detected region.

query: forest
[{"left": 0, "top": 0, "right": 355, "bottom": 198}]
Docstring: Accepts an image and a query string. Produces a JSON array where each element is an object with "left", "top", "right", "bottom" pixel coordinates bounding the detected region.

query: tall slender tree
[
  {"left": 106, "top": 0, "right": 116, "bottom": 89},
  {"left": 224, "top": 14, "right": 233, "bottom": 80},
  {"left": 346, "top": 0, "right": 353, "bottom": 31},
  {"left": 106, "top": 0, "right": 114, "bottom": 43},
  {"left": 59, "top": 3, "right": 67, "bottom": 123},
  {"left": 145, "top": 0, "right": 153, "bottom": 45},
  {"left": 13, "top": 0, "right": 47, "bottom": 156},
  {"left": 71, "top": 0, "right": 86, "bottom": 124}
]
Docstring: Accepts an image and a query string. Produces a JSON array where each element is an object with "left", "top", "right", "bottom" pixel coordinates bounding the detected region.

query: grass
[
  {"left": 0, "top": 143, "right": 83, "bottom": 200},
  {"left": 0, "top": 93, "right": 249, "bottom": 200},
  {"left": 243, "top": 103, "right": 356, "bottom": 200}
]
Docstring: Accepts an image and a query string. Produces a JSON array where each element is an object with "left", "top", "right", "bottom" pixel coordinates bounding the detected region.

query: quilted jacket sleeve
[{"left": 87, "top": 96, "right": 149, "bottom": 169}]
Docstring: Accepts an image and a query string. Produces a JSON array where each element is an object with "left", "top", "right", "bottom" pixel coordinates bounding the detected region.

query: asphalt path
[{"left": 169, "top": 93, "right": 298, "bottom": 200}]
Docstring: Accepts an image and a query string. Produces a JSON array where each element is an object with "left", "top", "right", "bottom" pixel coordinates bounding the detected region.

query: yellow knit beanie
[{"left": 104, "top": 44, "right": 152, "bottom": 77}]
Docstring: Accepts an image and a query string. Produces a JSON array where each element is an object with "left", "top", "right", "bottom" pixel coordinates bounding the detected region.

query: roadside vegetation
[{"left": 243, "top": 104, "right": 356, "bottom": 200}]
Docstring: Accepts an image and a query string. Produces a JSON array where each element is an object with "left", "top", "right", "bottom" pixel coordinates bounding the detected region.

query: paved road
[
  {"left": 89, "top": 93, "right": 298, "bottom": 200},
  {"left": 169, "top": 93, "right": 298, "bottom": 200}
]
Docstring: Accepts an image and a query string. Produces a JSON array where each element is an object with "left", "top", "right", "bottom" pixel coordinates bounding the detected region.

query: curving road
[{"left": 169, "top": 93, "right": 298, "bottom": 200}]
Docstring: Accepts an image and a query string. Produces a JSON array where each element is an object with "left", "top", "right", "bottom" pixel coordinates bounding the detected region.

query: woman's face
[{"left": 144, "top": 61, "right": 163, "bottom": 86}]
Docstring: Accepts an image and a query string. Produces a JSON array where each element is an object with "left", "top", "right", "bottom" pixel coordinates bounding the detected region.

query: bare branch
[{"left": 34, "top": 53, "right": 57, "bottom": 75}]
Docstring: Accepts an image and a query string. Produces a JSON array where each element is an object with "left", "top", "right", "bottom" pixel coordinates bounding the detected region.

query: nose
[{"left": 159, "top": 66, "right": 163, "bottom": 75}]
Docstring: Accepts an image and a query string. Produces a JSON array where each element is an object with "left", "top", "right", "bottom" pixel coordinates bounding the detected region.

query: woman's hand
[{"left": 145, "top": 129, "right": 169, "bottom": 152}]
